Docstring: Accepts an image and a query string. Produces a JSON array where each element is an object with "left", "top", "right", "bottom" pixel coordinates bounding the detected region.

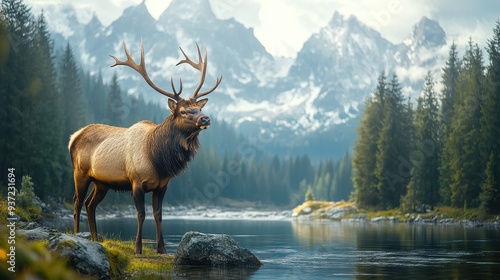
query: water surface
[{"left": 61, "top": 218, "right": 500, "bottom": 279}]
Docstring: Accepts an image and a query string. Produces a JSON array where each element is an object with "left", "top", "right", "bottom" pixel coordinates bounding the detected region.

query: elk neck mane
[{"left": 148, "top": 115, "right": 200, "bottom": 179}]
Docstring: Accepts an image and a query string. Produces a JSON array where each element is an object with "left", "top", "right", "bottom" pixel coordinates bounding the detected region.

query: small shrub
[
  {"left": 305, "top": 186, "right": 315, "bottom": 202},
  {"left": 17, "top": 175, "right": 42, "bottom": 221}
]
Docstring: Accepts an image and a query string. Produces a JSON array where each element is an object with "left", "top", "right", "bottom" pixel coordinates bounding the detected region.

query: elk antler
[
  {"left": 176, "top": 44, "right": 222, "bottom": 99},
  {"left": 110, "top": 41, "right": 182, "bottom": 101}
]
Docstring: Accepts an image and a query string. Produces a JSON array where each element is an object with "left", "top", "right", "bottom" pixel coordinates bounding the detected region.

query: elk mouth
[{"left": 196, "top": 116, "right": 211, "bottom": 130}]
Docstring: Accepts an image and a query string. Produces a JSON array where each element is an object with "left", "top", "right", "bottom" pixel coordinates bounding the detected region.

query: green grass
[
  {"left": 360, "top": 208, "right": 403, "bottom": 219},
  {"left": 102, "top": 239, "right": 174, "bottom": 279},
  {"left": 432, "top": 206, "right": 482, "bottom": 220}
]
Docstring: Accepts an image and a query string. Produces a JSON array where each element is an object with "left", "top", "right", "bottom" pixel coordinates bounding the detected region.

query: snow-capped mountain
[{"left": 32, "top": 0, "right": 448, "bottom": 158}]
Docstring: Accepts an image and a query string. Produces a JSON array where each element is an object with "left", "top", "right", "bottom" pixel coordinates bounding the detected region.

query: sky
[{"left": 27, "top": 0, "right": 500, "bottom": 58}]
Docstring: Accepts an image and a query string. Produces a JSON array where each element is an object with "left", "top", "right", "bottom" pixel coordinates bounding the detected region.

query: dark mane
[{"left": 148, "top": 116, "right": 200, "bottom": 179}]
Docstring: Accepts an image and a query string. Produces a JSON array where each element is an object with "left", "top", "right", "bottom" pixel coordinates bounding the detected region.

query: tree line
[
  {"left": 353, "top": 21, "right": 500, "bottom": 215},
  {"left": 0, "top": 0, "right": 353, "bottom": 207}
]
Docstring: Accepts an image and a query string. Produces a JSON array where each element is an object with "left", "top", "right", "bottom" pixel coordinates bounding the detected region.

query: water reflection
[
  {"left": 291, "top": 220, "right": 359, "bottom": 247},
  {"left": 173, "top": 266, "right": 259, "bottom": 280},
  {"left": 292, "top": 220, "right": 500, "bottom": 279}
]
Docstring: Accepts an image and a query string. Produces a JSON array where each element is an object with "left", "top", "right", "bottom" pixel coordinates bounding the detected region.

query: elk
[{"left": 68, "top": 41, "right": 222, "bottom": 254}]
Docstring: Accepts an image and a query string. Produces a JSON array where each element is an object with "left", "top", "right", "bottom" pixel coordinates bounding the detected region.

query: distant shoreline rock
[
  {"left": 292, "top": 200, "right": 358, "bottom": 220},
  {"left": 291, "top": 200, "right": 500, "bottom": 228}
]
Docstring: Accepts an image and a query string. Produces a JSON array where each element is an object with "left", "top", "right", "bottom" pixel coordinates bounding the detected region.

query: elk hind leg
[
  {"left": 85, "top": 182, "right": 108, "bottom": 241},
  {"left": 73, "top": 173, "right": 91, "bottom": 234}
]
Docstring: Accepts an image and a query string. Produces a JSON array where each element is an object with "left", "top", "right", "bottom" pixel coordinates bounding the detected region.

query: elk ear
[
  {"left": 168, "top": 99, "right": 177, "bottom": 112},
  {"left": 196, "top": 98, "right": 208, "bottom": 109}
]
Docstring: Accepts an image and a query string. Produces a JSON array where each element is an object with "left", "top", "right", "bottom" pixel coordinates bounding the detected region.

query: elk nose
[{"left": 200, "top": 116, "right": 211, "bottom": 125}]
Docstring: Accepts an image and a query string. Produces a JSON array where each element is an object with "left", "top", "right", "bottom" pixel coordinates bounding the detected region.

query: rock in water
[
  {"left": 47, "top": 233, "right": 110, "bottom": 280},
  {"left": 174, "top": 231, "right": 262, "bottom": 267}
]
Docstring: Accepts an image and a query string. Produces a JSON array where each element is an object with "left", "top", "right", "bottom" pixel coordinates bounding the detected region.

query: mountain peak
[
  {"left": 87, "top": 13, "right": 102, "bottom": 28},
  {"left": 108, "top": 0, "right": 156, "bottom": 33},
  {"left": 122, "top": 0, "right": 151, "bottom": 19},
  {"left": 326, "top": 12, "right": 381, "bottom": 37},
  {"left": 408, "top": 16, "right": 446, "bottom": 48},
  {"left": 328, "top": 11, "right": 345, "bottom": 26},
  {"left": 160, "top": 0, "right": 215, "bottom": 23}
]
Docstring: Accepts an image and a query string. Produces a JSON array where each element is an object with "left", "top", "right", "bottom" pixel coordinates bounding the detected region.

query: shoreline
[
  {"left": 291, "top": 200, "right": 500, "bottom": 229},
  {"left": 35, "top": 202, "right": 500, "bottom": 230}
]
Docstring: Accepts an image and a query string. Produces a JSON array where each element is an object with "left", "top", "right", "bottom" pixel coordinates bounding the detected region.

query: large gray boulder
[
  {"left": 174, "top": 231, "right": 262, "bottom": 267},
  {"left": 47, "top": 233, "right": 110, "bottom": 280}
]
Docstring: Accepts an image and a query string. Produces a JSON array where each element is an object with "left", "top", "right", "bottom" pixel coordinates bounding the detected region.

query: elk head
[{"left": 110, "top": 41, "right": 222, "bottom": 131}]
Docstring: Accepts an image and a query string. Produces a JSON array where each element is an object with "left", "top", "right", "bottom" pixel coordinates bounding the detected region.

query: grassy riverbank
[
  {"left": 103, "top": 239, "right": 174, "bottom": 279},
  {"left": 0, "top": 194, "right": 175, "bottom": 279}
]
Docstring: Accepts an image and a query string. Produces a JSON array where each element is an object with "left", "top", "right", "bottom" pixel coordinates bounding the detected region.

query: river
[{"left": 57, "top": 216, "right": 500, "bottom": 279}]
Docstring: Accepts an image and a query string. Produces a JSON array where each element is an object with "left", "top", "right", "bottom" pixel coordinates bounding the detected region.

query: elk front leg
[
  {"left": 84, "top": 182, "right": 109, "bottom": 241},
  {"left": 152, "top": 186, "right": 167, "bottom": 254},
  {"left": 132, "top": 184, "right": 145, "bottom": 254},
  {"left": 73, "top": 172, "right": 91, "bottom": 234}
]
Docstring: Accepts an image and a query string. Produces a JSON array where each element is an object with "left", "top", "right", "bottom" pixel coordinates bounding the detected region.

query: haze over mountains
[{"left": 33, "top": 0, "right": 448, "bottom": 159}]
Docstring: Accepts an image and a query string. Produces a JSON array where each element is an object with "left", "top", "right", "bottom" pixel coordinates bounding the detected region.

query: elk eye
[{"left": 180, "top": 110, "right": 187, "bottom": 115}]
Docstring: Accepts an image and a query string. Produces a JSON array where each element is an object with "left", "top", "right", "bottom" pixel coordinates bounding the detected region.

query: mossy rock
[{"left": 47, "top": 233, "right": 111, "bottom": 280}]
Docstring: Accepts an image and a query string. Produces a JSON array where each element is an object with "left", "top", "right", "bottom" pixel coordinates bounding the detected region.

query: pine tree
[
  {"left": 92, "top": 70, "right": 109, "bottom": 122},
  {"left": 330, "top": 153, "right": 353, "bottom": 201},
  {"left": 445, "top": 39, "right": 485, "bottom": 208},
  {"left": 60, "top": 42, "right": 86, "bottom": 139},
  {"left": 404, "top": 72, "right": 440, "bottom": 211},
  {"left": 353, "top": 73, "right": 386, "bottom": 209},
  {"left": 375, "top": 74, "right": 412, "bottom": 209},
  {"left": 440, "top": 42, "right": 460, "bottom": 136},
  {"left": 439, "top": 43, "right": 461, "bottom": 205},
  {"left": 29, "top": 13, "right": 65, "bottom": 198},
  {"left": 107, "top": 73, "right": 125, "bottom": 126},
  {"left": 479, "top": 153, "right": 498, "bottom": 215}
]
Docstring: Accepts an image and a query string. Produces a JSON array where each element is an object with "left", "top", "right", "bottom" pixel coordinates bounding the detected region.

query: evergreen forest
[{"left": 353, "top": 27, "right": 500, "bottom": 215}]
